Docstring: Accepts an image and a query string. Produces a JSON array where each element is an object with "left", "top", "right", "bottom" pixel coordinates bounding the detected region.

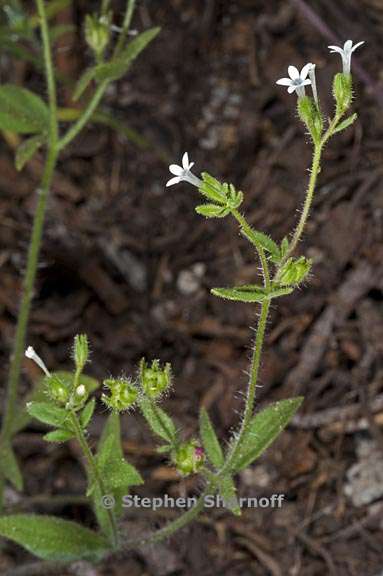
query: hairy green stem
[
  {"left": 69, "top": 410, "right": 119, "bottom": 548},
  {"left": 0, "top": 0, "right": 59, "bottom": 508}
]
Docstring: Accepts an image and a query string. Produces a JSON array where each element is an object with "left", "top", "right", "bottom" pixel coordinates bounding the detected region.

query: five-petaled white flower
[
  {"left": 276, "top": 64, "right": 312, "bottom": 98},
  {"left": 25, "top": 346, "right": 51, "bottom": 377},
  {"left": 328, "top": 40, "right": 364, "bottom": 75},
  {"left": 166, "top": 152, "right": 201, "bottom": 188}
]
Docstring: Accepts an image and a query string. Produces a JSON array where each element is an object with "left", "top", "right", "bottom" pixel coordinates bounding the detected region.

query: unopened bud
[
  {"left": 140, "top": 359, "right": 171, "bottom": 399},
  {"left": 84, "top": 12, "right": 112, "bottom": 58},
  {"left": 279, "top": 256, "right": 312, "bottom": 287},
  {"left": 172, "top": 440, "right": 205, "bottom": 477},
  {"left": 102, "top": 377, "right": 138, "bottom": 412}
]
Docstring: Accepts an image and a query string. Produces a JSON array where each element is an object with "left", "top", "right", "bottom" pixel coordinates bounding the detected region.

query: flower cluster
[{"left": 276, "top": 39, "right": 364, "bottom": 100}]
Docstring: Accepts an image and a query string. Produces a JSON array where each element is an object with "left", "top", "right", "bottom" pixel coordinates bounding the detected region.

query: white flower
[
  {"left": 276, "top": 64, "right": 312, "bottom": 98},
  {"left": 307, "top": 63, "right": 318, "bottom": 105},
  {"left": 166, "top": 152, "right": 201, "bottom": 188},
  {"left": 75, "top": 384, "right": 86, "bottom": 397},
  {"left": 25, "top": 346, "right": 51, "bottom": 377},
  {"left": 328, "top": 40, "right": 364, "bottom": 75}
]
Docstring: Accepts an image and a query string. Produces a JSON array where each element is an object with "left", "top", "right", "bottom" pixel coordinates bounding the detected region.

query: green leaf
[
  {"left": 54, "top": 372, "right": 100, "bottom": 394},
  {"left": 26, "top": 402, "right": 67, "bottom": 428},
  {"left": 0, "top": 515, "right": 109, "bottom": 561},
  {"left": 139, "top": 397, "right": 177, "bottom": 443},
  {"left": 0, "top": 85, "right": 49, "bottom": 133},
  {"left": 333, "top": 112, "right": 357, "bottom": 134},
  {"left": 280, "top": 236, "right": 289, "bottom": 258},
  {"left": 94, "top": 27, "right": 160, "bottom": 83},
  {"left": 241, "top": 227, "right": 281, "bottom": 262},
  {"left": 199, "top": 408, "right": 224, "bottom": 469},
  {"left": 195, "top": 204, "right": 231, "bottom": 218},
  {"left": 230, "top": 397, "right": 303, "bottom": 472},
  {"left": 43, "top": 429, "right": 75, "bottom": 443},
  {"left": 94, "top": 413, "right": 143, "bottom": 537},
  {"left": 211, "top": 284, "right": 293, "bottom": 303},
  {"left": 217, "top": 475, "right": 241, "bottom": 516},
  {"left": 199, "top": 172, "right": 227, "bottom": 203},
  {"left": 15, "top": 134, "right": 45, "bottom": 170},
  {"left": 157, "top": 445, "right": 172, "bottom": 454},
  {"left": 73, "top": 67, "right": 96, "bottom": 101},
  {"left": 80, "top": 398, "right": 96, "bottom": 428},
  {"left": 0, "top": 444, "right": 23, "bottom": 490}
]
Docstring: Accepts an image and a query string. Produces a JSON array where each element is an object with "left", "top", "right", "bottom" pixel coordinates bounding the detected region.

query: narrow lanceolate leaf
[
  {"left": 240, "top": 227, "right": 281, "bottom": 262},
  {"left": 333, "top": 112, "right": 357, "bottom": 134},
  {"left": 26, "top": 402, "right": 68, "bottom": 428},
  {"left": 199, "top": 172, "right": 227, "bottom": 203},
  {"left": 94, "top": 27, "right": 160, "bottom": 83},
  {"left": 195, "top": 204, "right": 231, "bottom": 218},
  {"left": 0, "top": 444, "right": 23, "bottom": 490},
  {"left": 0, "top": 515, "right": 109, "bottom": 561},
  {"left": 43, "top": 429, "right": 75, "bottom": 443},
  {"left": 211, "top": 284, "right": 293, "bottom": 303},
  {"left": 199, "top": 408, "right": 224, "bottom": 469},
  {"left": 0, "top": 85, "right": 49, "bottom": 133},
  {"left": 139, "top": 397, "right": 177, "bottom": 443},
  {"left": 217, "top": 475, "right": 241, "bottom": 516},
  {"left": 15, "top": 134, "right": 45, "bottom": 170},
  {"left": 229, "top": 397, "right": 304, "bottom": 473},
  {"left": 80, "top": 398, "right": 96, "bottom": 428}
]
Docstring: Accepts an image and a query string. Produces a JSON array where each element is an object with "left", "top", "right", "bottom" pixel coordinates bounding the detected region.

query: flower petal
[
  {"left": 169, "top": 164, "right": 183, "bottom": 176},
  {"left": 344, "top": 40, "right": 353, "bottom": 52},
  {"left": 300, "top": 63, "right": 313, "bottom": 80},
  {"left": 328, "top": 45, "right": 343, "bottom": 54},
  {"left": 276, "top": 78, "right": 292, "bottom": 86},
  {"left": 351, "top": 40, "right": 365, "bottom": 52},
  {"left": 287, "top": 85, "right": 297, "bottom": 94},
  {"left": 301, "top": 79, "right": 312, "bottom": 87},
  {"left": 166, "top": 176, "right": 181, "bottom": 187},
  {"left": 182, "top": 152, "right": 190, "bottom": 170},
  {"left": 288, "top": 65, "right": 300, "bottom": 80}
]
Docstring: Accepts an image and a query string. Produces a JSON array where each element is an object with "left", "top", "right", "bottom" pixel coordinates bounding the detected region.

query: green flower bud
[
  {"left": 45, "top": 374, "right": 70, "bottom": 405},
  {"left": 333, "top": 73, "right": 352, "bottom": 115},
  {"left": 172, "top": 440, "right": 205, "bottom": 476},
  {"left": 279, "top": 256, "right": 312, "bottom": 286},
  {"left": 298, "top": 96, "right": 323, "bottom": 144},
  {"left": 74, "top": 334, "right": 89, "bottom": 372},
  {"left": 140, "top": 359, "right": 171, "bottom": 399},
  {"left": 84, "top": 12, "right": 112, "bottom": 58},
  {"left": 102, "top": 377, "right": 138, "bottom": 412}
]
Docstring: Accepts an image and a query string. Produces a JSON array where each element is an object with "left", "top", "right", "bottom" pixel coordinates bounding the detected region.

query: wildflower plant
[{"left": 0, "top": 2, "right": 363, "bottom": 567}]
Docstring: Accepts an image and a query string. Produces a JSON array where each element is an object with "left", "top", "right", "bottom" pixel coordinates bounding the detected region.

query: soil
[{"left": 1, "top": 0, "right": 383, "bottom": 575}]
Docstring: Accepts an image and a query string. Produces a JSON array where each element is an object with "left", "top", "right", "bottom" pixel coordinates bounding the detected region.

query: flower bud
[
  {"left": 298, "top": 96, "right": 323, "bottom": 144},
  {"left": 279, "top": 256, "right": 312, "bottom": 286},
  {"left": 84, "top": 12, "right": 112, "bottom": 58},
  {"left": 45, "top": 374, "right": 70, "bottom": 405},
  {"left": 74, "top": 334, "right": 89, "bottom": 372},
  {"left": 172, "top": 440, "right": 205, "bottom": 476},
  {"left": 140, "top": 359, "right": 171, "bottom": 399},
  {"left": 102, "top": 377, "right": 138, "bottom": 412},
  {"left": 333, "top": 73, "right": 352, "bottom": 115}
]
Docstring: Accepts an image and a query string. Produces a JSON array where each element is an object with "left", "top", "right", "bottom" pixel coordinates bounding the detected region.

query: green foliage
[
  {"left": 26, "top": 401, "right": 68, "bottom": 428},
  {"left": 15, "top": 134, "right": 45, "bottom": 170},
  {"left": 298, "top": 95, "right": 323, "bottom": 144},
  {"left": 196, "top": 173, "right": 243, "bottom": 218},
  {"left": 217, "top": 475, "right": 241, "bottom": 516},
  {"left": 0, "top": 515, "right": 109, "bottom": 561},
  {"left": 44, "top": 371, "right": 99, "bottom": 406},
  {"left": 0, "top": 85, "right": 49, "bottom": 134},
  {"left": 139, "top": 397, "right": 177, "bottom": 444},
  {"left": 334, "top": 112, "right": 357, "bottom": 134},
  {"left": 229, "top": 397, "right": 303, "bottom": 473},
  {"left": 199, "top": 408, "right": 224, "bottom": 469},
  {"left": 0, "top": 443, "right": 23, "bottom": 490},
  {"left": 211, "top": 284, "right": 293, "bottom": 303},
  {"left": 43, "top": 429, "right": 75, "bottom": 442},
  {"left": 241, "top": 227, "right": 282, "bottom": 263},
  {"left": 195, "top": 204, "right": 231, "bottom": 218}
]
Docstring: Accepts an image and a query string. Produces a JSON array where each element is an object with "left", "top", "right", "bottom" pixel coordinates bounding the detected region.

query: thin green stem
[
  {"left": 113, "top": 0, "right": 137, "bottom": 58},
  {"left": 58, "top": 81, "right": 108, "bottom": 150},
  {"left": 231, "top": 209, "right": 271, "bottom": 289},
  {"left": 0, "top": 0, "right": 59, "bottom": 508},
  {"left": 69, "top": 410, "right": 119, "bottom": 548}
]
